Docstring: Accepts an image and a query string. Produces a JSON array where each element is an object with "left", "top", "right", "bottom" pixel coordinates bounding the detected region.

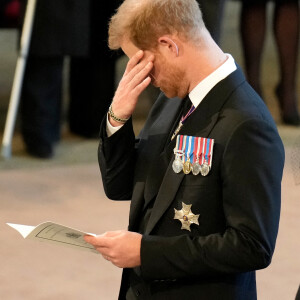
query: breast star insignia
[{"left": 174, "top": 202, "right": 200, "bottom": 231}]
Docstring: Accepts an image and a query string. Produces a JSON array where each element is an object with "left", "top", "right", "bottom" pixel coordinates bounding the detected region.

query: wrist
[
  {"left": 108, "top": 104, "right": 130, "bottom": 124},
  {"left": 108, "top": 115, "right": 125, "bottom": 127}
]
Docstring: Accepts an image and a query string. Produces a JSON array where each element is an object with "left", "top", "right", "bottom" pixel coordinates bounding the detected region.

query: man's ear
[{"left": 158, "top": 36, "right": 179, "bottom": 57}]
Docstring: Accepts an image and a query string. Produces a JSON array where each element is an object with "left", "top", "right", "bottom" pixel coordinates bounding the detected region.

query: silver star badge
[{"left": 174, "top": 202, "right": 200, "bottom": 231}]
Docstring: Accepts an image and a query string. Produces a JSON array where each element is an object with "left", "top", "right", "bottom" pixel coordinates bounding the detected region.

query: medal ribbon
[
  {"left": 193, "top": 137, "right": 201, "bottom": 163},
  {"left": 174, "top": 135, "right": 184, "bottom": 158},
  {"left": 185, "top": 136, "right": 192, "bottom": 162},
  {"left": 204, "top": 138, "right": 209, "bottom": 163},
  {"left": 176, "top": 135, "right": 214, "bottom": 166},
  {"left": 192, "top": 137, "right": 197, "bottom": 163},
  {"left": 180, "top": 104, "right": 195, "bottom": 125},
  {"left": 182, "top": 135, "right": 187, "bottom": 163},
  {"left": 200, "top": 137, "right": 205, "bottom": 164},
  {"left": 175, "top": 135, "right": 180, "bottom": 152},
  {"left": 190, "top": 136, "right": 195, "bottom": 163},
  {"left": 179, "top": 134, "right": 184, "bottom": 153},
  {"left": 202, "top": 138, "right": 214, "bottom": 167},
  {"left": 207, "top": 139, "right": 214, "bottom": 167}
]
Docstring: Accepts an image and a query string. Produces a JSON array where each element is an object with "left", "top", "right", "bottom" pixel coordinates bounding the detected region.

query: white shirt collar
[{"left": 189, "top": 54, "right": 237, "bottom": 108}]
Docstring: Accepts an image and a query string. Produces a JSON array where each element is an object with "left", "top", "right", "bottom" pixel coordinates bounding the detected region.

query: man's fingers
[
  {"left": 84, "top": 230, "right": 125, "bottom": 246},
  {"left": 132, "top": 76, "right": 152, "bottom": 96},
  {"left": 111, "top": 52, "right": 154, "bottom": 118},
  {"left": 127, "top": 61, "right": 153, "bottom": 90},
  {"left": 124, "top": 52, "right": 154, "bottom": 81},
  {"left": 84, "top": 234, "right": 111, "bottom": 248},
  {"left": 86, "top": 231, "right": 142, "bottom": 268},
  {"left": 103, "top": 230, "right": 124, "bottom": 237},
  {"left": 84, "top": 235, "right": 95, "bottom": 244},
  {"left": 124, "top": 59, "right": 152, "bottom": 85},
  {"left": 124, "top": 50, "right": 144, "bottom": 75}
]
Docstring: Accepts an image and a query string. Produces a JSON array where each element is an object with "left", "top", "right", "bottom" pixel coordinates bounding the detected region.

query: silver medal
[
  {"left": 172, "top": 157, "right": 183, "bottom": 173},
  {"left": 192, "top": 161, "right": 201, "bottom": 175},
  {"left": 200, "top": 161, "right": 210, "bottom": 176}
]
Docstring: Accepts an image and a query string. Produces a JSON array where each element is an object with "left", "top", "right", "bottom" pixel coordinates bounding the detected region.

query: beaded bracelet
[{"left": 108, "top": 104, "right": 130, "bottom": 124}]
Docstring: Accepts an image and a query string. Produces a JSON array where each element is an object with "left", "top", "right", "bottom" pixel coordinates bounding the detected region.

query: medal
[
  {"left": 199, "top": 138, "right": 214, "bottom": 176},
  {"left": 183, "top": 159, "right": 192, "bottom": 174},
  {"left": 172, "top": 135, "right": 184, "bottom": 173},
  {"left": 172, "top": 157, "right": 183, "bottom": 173},
  {"left": 200, "top": 160, "right": 210, "bottom": 176},
  {"left": 183, "top": 136, "right": 192, "bottom": 174},
  {"left": 172, "top": 134, "right": 215, "bottom": 176},
  {"left": 174, "top": 202, "right": 200, "bottom": 231},
  {"left": 192, "top": 137, "right": 201, "bottom": 175},
  {"left": 192, "top": 160, "right": 201, "bottom": 175}
]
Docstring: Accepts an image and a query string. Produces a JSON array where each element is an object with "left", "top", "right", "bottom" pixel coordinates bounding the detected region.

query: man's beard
[{"left": 155, "top": 60, "right": 188, "bottom": 99}]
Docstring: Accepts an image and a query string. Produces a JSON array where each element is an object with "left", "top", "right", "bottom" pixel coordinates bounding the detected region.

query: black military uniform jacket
[{"left": 98, "top": 67, "right": 285, "bottom": 299}]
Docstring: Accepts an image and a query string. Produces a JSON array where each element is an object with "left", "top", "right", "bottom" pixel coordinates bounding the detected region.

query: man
[{"left": 84, "top": 0, "right": 285, "bottom": 299}]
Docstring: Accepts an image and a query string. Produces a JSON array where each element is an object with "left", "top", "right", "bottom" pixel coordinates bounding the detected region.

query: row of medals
[{"left": 172, "top": 151, "right": 210, "bottom": 176}]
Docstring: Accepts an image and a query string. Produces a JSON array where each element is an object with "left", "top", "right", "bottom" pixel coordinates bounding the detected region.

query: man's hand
[
  {"left": 84, "top": 230, "right": 142, "bottom": 268},
  {"left": 109, "top": 50, "right": 154, "bottom": 126}
]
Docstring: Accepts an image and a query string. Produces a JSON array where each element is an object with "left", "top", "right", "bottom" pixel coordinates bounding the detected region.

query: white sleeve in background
[{"left": 106, "top": 114, "right": 123, "bottom": 137}]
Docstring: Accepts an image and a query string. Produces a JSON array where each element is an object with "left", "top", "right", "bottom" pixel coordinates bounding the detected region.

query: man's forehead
[{"left": 120, "top": 39, "right": 141, "bottom": 58}]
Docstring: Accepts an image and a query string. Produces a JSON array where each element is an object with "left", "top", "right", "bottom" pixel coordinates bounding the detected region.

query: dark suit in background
[
  {"left": 197, "top": 0, "right": 227, "bottom": 44},
  {"left": 98, "top": 66, "right": 285, "bottom": 299},
  {"left": 68, "top": 1, "right": 121, "bottom": 138},
  {"left": 20, "top": 0, "right": 120, "bottom": 157}
]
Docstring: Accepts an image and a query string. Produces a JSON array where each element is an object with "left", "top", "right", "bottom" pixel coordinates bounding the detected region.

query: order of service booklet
[{"left": 7, "top": 221, "right": 98, "bottom": 254}]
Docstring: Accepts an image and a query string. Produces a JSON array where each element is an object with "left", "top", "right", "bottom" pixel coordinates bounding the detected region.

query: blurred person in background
[
  {"left": 197, "top": 0, "right": 227, "bottom": 44},
  {"left": 239, "top": 0, "right": 300, "bottom": 126},
  {"left": 68, "top": 1, "right": 121, "bottom": 139},
  {"left": 20, "top": 0, "right": 120, "bottom": 158}
]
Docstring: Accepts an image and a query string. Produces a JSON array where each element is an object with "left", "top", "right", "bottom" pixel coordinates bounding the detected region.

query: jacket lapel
[
  {"left": 142, "top": 98, "right": 185, "bottom": 207},
  {"left": 145, "top": 66, "right": 246, "bottom": 234},
  {"left": 129, "top": 96, "right": 184, "bottom": 230}
]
